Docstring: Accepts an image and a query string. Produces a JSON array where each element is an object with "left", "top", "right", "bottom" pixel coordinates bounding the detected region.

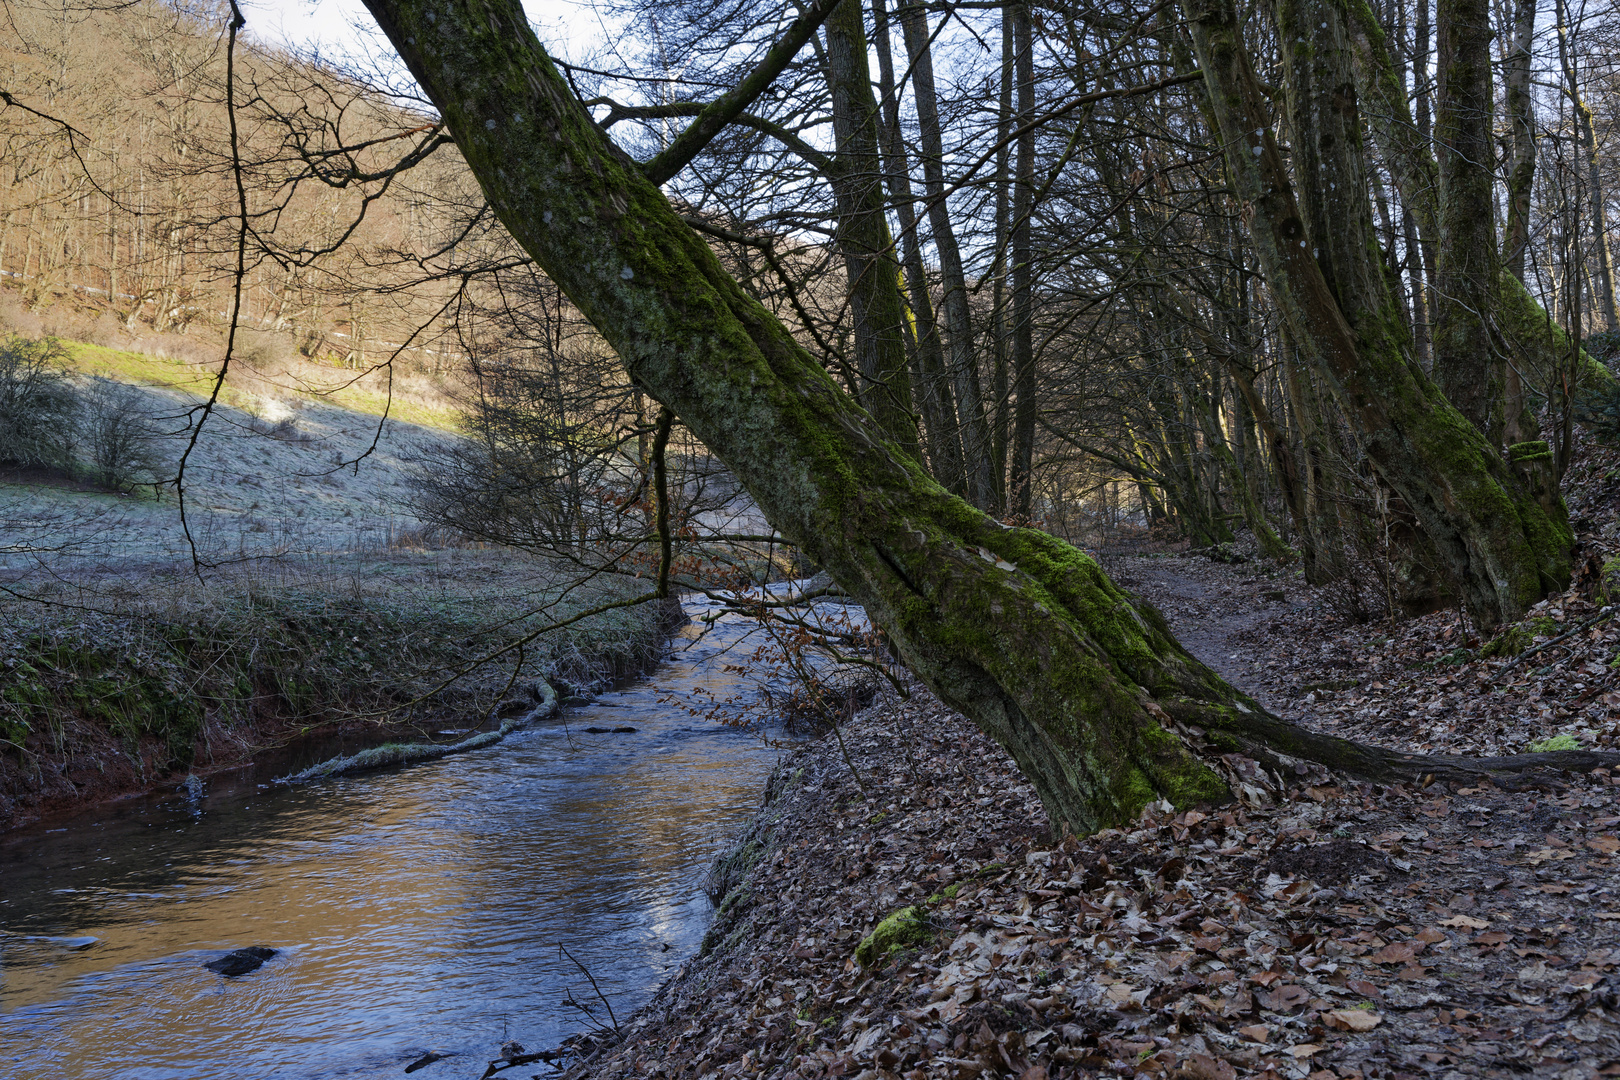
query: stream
[{"left": 0, "top": 593, "right": 825, "bottom": 1079}]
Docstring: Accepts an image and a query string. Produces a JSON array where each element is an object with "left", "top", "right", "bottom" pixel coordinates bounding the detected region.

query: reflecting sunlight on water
[{"left": 0, "top": 596, "right": 827, "bottom": 1079}]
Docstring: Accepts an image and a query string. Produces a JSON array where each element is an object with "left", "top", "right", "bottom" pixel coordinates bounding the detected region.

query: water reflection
[{"left": 0, "top": 597, "right": 828, "bottom": 1080}]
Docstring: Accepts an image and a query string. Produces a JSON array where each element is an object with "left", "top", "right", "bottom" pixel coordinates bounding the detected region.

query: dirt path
[{"left": 1107, "top": 554, "right": 1299, "bottom": 712}]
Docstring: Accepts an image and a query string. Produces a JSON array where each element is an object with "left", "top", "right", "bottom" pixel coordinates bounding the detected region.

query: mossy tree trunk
[
  {"left": 1431, "top": 0, "right": 1504, "bottom": 443},
  {"left": 359, "top": 0, "right": 1614, "bottom": 835},
  {"left": 1345, "top": 0, "right": 1616, "bottom": 399},
  {"left": 1183, "top": 0, "right": 1570, "bottom": 628}
]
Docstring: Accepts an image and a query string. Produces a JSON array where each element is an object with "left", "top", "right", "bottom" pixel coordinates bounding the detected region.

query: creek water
[{"left": 0, "top": 595, "right": 814, "bottom": 1080}]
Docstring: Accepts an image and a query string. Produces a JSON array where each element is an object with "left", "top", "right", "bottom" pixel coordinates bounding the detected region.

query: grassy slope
[
  {"left": 61, "top": 340, "right": 464, "bottom": 432},
  {"left": 0, "top": 340, "right": 677, "bottom": 831}
]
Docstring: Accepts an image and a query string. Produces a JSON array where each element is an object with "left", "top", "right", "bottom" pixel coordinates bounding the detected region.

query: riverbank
[
  {"left": 0, "top": 550, "right": 680, "bottom": 831},
  {"left": 553, "top": 574, "right": 1620, "bottom": 1078}
]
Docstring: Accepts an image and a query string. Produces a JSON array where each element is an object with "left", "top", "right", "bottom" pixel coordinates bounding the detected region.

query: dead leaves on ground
[{"left": 564, "top": 690, "right": 1620, "bottom": 1080}]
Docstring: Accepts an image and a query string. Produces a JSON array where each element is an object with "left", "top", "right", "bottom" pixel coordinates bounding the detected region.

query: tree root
[{"left": 1175, "top": 701, "right": 1620, "bottom": 798}]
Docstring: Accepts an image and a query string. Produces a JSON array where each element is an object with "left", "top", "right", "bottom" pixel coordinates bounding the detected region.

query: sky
[{"left": 239, "top": 0, "right": 610, "bottom": 66}]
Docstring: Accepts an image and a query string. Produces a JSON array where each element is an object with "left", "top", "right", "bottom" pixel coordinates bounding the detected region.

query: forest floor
[{"left": 533, "top": 451, "right": 1620, "bottom": 1080}]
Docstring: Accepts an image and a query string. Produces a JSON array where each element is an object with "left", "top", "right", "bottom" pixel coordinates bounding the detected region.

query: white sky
[{"left": 239, "top": 0, "right": 609, "bottom": 66}]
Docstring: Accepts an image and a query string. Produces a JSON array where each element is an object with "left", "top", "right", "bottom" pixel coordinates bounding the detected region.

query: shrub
[
  {"left": 78, "top": 377, "right": 165, "bottom": 491},
  {"left": 0, "top": 335, "right": 78, "bottom": 468}
]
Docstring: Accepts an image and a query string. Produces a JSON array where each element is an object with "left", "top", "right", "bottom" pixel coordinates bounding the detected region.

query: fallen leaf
[
  {"left": 1346, "top": 978, "right": 1382, "bottom": 1000},
  {"left": 1324, "top": 1009, "right": 1383, "bottom": 1032},
  {"left": 1525, "top": 848, "right": 1575, "bottom": 865},
  {"left": 1239, "top": 1024, "right": 1272, "bottom": 1043},
  {"left": 1260, "top": 984, "right": 1311, "bottom": 1011},
  {"left": 1180, "top": 1052, "right": 1237, "bottom": 1080},
  {"left": 1370, "top": 942, "right": 1417, "bottom": 964}
]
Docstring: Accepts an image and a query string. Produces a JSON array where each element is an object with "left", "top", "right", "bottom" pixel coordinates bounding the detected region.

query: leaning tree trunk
[{"left": 360, "top": 0, "right": 1616, "bottom": 836}]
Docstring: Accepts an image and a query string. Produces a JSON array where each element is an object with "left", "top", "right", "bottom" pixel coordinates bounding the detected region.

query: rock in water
[
  {"left": 204, "top": 946, "right": 277, "bottom": 976},
  {"left": 404, "top": 1050, "right": 452, "bottom": 1073}
]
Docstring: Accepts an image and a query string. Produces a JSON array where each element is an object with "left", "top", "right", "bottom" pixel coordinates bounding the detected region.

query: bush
[
  {"left": 78, "top": 377, "right": 165, "bottom": 491},
  {"left": 0, "top": 335, "right": 78, "bottom": 468}
]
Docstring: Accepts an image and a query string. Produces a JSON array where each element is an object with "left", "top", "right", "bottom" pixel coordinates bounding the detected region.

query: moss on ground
[
  {"left": 1480, "top": 616, "right": 1559, "bottom": 658},
  {"left": 853, "top": 905, "right": 934, "bottom": 967}
]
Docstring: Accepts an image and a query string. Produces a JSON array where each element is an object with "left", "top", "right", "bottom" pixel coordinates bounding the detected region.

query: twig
[
  {"left": 558, "top": 944, "right": 621, "bottom": 1037},
  {"left": 1494, "top": 605, "right": 1614, "bottom": 679}
]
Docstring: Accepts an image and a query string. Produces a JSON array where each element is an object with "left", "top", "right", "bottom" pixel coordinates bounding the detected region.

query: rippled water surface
[{"left": 0, "top": 599, "right": 796, "bottom": 1079}]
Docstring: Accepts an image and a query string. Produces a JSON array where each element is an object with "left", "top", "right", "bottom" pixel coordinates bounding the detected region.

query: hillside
[{"left": 1, "top": 336, "right": 458, "bottom": 570}]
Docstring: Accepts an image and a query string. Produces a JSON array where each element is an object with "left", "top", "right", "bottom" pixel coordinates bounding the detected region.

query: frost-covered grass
[{"left": 1, "top": 346, "right": 460, "bottom": 567}]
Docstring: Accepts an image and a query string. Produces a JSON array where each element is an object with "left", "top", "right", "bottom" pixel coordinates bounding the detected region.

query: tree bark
[
  {"left": 1554, "top": 0, "right": 1619, "bottom": 332},
  {"left": 1344, "top": 0, "right": 1617, "bottom": 396},
  {"left": 1009, "top": 0, "right": 1037, "bottom": 520},
  {"left": 898, "top": 1, "right": 998, "bottom": 511},
  {"left": 1431, "top": 0, "right": 1503, "bottom": 442},
  {"left": 870, "top": 0, "right": 966, "bottom": 493},
  {"left": 990, "top": 8, "right": 1014, "bottom": 507},
  {"left": 358, "top": 0, "right": 1613, "bottom": 836},
  {"left": 1182, "top": 0, "right": 1571, "bottom": 627},
  {"left": 822, "top": 0, "right": 918, "bottom": 452},
  {"left": 1502, "top": 0, "right": 1536, "bottom": 283}
]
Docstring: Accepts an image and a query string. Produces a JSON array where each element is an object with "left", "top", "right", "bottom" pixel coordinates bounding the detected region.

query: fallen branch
[
  {"left": 1493, "top": 605, "right": 1615, "bottom": 680},
  {"left": 271, "top": 680, "right": 559, "bottom": 785}
]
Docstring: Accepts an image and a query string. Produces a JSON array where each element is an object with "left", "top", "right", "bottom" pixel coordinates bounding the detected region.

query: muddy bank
[{"left": 0, "top": 560, "right": 682, "bottom": 832}]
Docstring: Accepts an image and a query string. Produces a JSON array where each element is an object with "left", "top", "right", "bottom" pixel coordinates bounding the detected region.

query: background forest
[
  {"left": 3, "top": 0, "right": 1619, "bottom": 619},
  {"left": 2, "top": 0, "right": 1620, "bottom": 783}
]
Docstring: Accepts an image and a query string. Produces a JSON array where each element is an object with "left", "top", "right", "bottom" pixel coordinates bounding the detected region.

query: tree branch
[{"left": 642, "top": 0, "right": 844, "bottom": 185}]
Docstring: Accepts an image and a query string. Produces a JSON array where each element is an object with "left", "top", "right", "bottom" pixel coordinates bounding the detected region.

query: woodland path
[{"left": 1107, "top": 553, "right": 1299, "bottom": 709}]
